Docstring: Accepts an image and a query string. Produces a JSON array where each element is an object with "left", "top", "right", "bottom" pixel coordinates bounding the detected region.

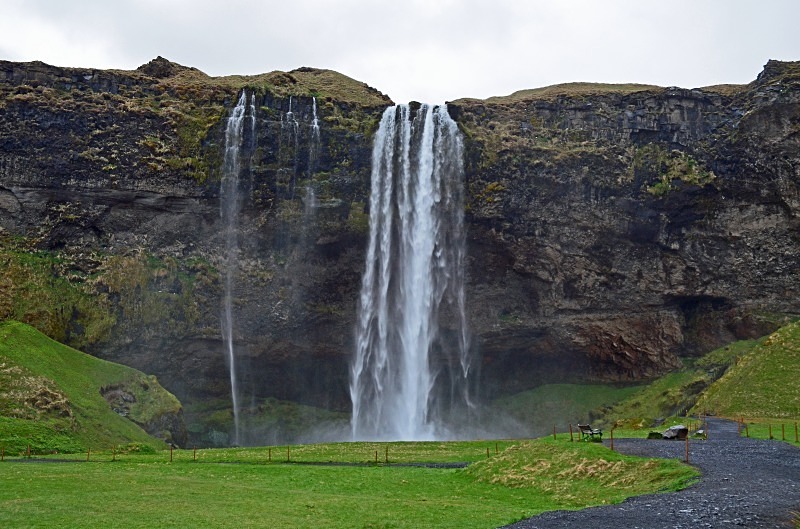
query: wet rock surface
[{"left": 504, "top": 419, "right": 800, "bottom": 528}]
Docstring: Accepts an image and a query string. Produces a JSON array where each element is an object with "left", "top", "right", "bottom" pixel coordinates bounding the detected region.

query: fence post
[
  {"left": 769, "top": 424, "right": 773, "bottom": 440},
  {"left": 170, "top": 444, "right": 173, "bottom": 462},
  {"left": 287, "top": 446, "right": 290, "bottom": 462},
  {"left": 610, "top": 428, "right": 614, "bottom": 452},
  {"left": 553, "top": 425, "right": 556, "bottom": 440},
  {"left": 385, "top": 446, "right": 388, "bottom": 463},
  {"left": 685, "top": 435, "right": 689, "bottom": 464},
  {"left": 782, "top": 424, "right": 785, "bottom": 441},
  {"left": 569, "top": 424, "right": 574, "bottom": 442},
  {"left": 86, "top": 448, "right": 91, "bottom": 462},
  {"left": 795, "top": 422, "right": 798, "bottom": 443},
  {"left": 193, "top": 446, "right": 197, "bottom": 462}
]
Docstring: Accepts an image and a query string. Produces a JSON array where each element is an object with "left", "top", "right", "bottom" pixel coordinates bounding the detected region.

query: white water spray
[
  {"left": 311, "top": 96, "right": 320, "bottom": 138},
  {"left": 220, "top": 91, "right": 255, "bottom": 445},
  {"left": 305, "top": 97, "right": 321, "bottom": 214},
  {"left": 350, "top": 104, "right": 472, "bottom": 441}
]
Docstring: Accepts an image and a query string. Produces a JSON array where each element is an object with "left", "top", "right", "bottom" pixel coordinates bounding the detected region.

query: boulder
[{"left": 662, "top": 424, "right": 689, "bottom": 440}]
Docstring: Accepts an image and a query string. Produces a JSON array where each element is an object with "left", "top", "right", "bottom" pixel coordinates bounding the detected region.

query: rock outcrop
[{"left": 1, "top": 58, "right": 798, "bottom": 442}]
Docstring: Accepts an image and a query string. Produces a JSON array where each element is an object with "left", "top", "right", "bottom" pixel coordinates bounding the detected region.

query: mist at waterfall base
[{"left": 218, "top": 91, "right": 350, "bottom": 447}]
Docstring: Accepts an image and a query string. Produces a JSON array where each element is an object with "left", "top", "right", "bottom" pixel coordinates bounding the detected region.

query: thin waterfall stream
[
  {"left": 220, "top": 91, "right": 255, "bottom": 445},
  {"left": 305, "top": 96, "right": 320, "bottom": 213}
]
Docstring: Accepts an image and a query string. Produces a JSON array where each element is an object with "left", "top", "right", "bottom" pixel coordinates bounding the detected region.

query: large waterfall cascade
[
  {"left": 220, "top": 90, "right": 256, "bottom": 446},
  {"left": 350, "top": 104, "right": 473, "bottom": 441}
]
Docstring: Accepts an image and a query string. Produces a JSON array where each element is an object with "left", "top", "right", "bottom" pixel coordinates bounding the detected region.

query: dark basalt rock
[
  {"left": 136, "top": 56, "right": 200, "bottom": 79},
  {"left": 453, "top": 60, "right": 800, "bottom": 396}
]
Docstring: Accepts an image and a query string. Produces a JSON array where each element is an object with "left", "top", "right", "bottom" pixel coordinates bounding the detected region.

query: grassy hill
[
  {"left": 692, "top": 320, "right": 800, "bottom": 418},
  {"left": 584, "top": 321, "right": 798, "bottom": 431},
  {"left": 0, "top": 320, "right": 182, "bottom": 454},
  {"left": 492, "top": 319, "right": 799, "bottom": 435}
]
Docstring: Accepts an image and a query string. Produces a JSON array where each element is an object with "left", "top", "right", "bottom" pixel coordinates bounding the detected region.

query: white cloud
[{"left": 0, "top": 1, "right": 116, "bottom": 68}]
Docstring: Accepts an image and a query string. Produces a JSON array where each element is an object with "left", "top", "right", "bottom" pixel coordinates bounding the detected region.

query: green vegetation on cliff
[
  {"left": 0, "top": 321, "right": 181, "bottom": 453},
  {"left": 0, "top": 243, "right": 115, "bottom": 349},
  {"left": 0, "top": 238, "right": 217, "bottom": 351},
  {"left": 492, "top": 317, "right": 799, "bottom": 436},
  {"left": 628, "top": 143, "right": 716, "bottom": 196},
  {"left": 1, "top": 57, "right": 389, "bottom": 188}
]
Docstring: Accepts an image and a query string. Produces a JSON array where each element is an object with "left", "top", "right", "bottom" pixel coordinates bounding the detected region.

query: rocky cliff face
[
  {"left": 451, "top": 62, "right": 800, "bottom": 395},
  {"left": 1, "top": 57, "right": 798, "bottom": 443}
]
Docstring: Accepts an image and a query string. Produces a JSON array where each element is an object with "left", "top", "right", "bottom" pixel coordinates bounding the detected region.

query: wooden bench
[{"left": 577, "top": 424, "right": 603, "bottom": 441}]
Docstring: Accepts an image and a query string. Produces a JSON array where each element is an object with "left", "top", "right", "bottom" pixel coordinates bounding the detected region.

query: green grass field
[{"left": 0, "top": 438, "right": 697, "bottom": 529}]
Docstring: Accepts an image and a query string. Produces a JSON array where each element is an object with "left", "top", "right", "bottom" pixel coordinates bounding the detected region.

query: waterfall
[
  {"left": 350, "top": 104, "right": 472, "bottom": 441},
  {"left": 281, "top": 96, "right": 300, "bottom": 197},
  {"left": 311, "top": 96, "right": 320, "bottom": 142},
  {"left": 220, "top": 90, "right": 255, "bottom": 445},
  {"left": 305, "top": 96, "right": 321, "bottom": 214}
]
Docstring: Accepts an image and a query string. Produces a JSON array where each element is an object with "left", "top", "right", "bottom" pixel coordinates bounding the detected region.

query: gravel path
[{"left": 503, "top": 419, "right": 800, "bottom": 528}]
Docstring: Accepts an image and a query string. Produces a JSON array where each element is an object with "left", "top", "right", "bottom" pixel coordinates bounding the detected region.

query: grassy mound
[
  {"left": 0, "top": 320, "right": 181, "bottom": 454},
  {"left": 588, "top": 348, "right": 753, "bottom": 431},
  {"left": 466, "top": 438, "right": 696, "bottom": 509}
]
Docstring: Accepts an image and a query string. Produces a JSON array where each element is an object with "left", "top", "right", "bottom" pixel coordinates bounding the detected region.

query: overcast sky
[{"left": 1, "top": 0, "right": 798, "bottom": 104}]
